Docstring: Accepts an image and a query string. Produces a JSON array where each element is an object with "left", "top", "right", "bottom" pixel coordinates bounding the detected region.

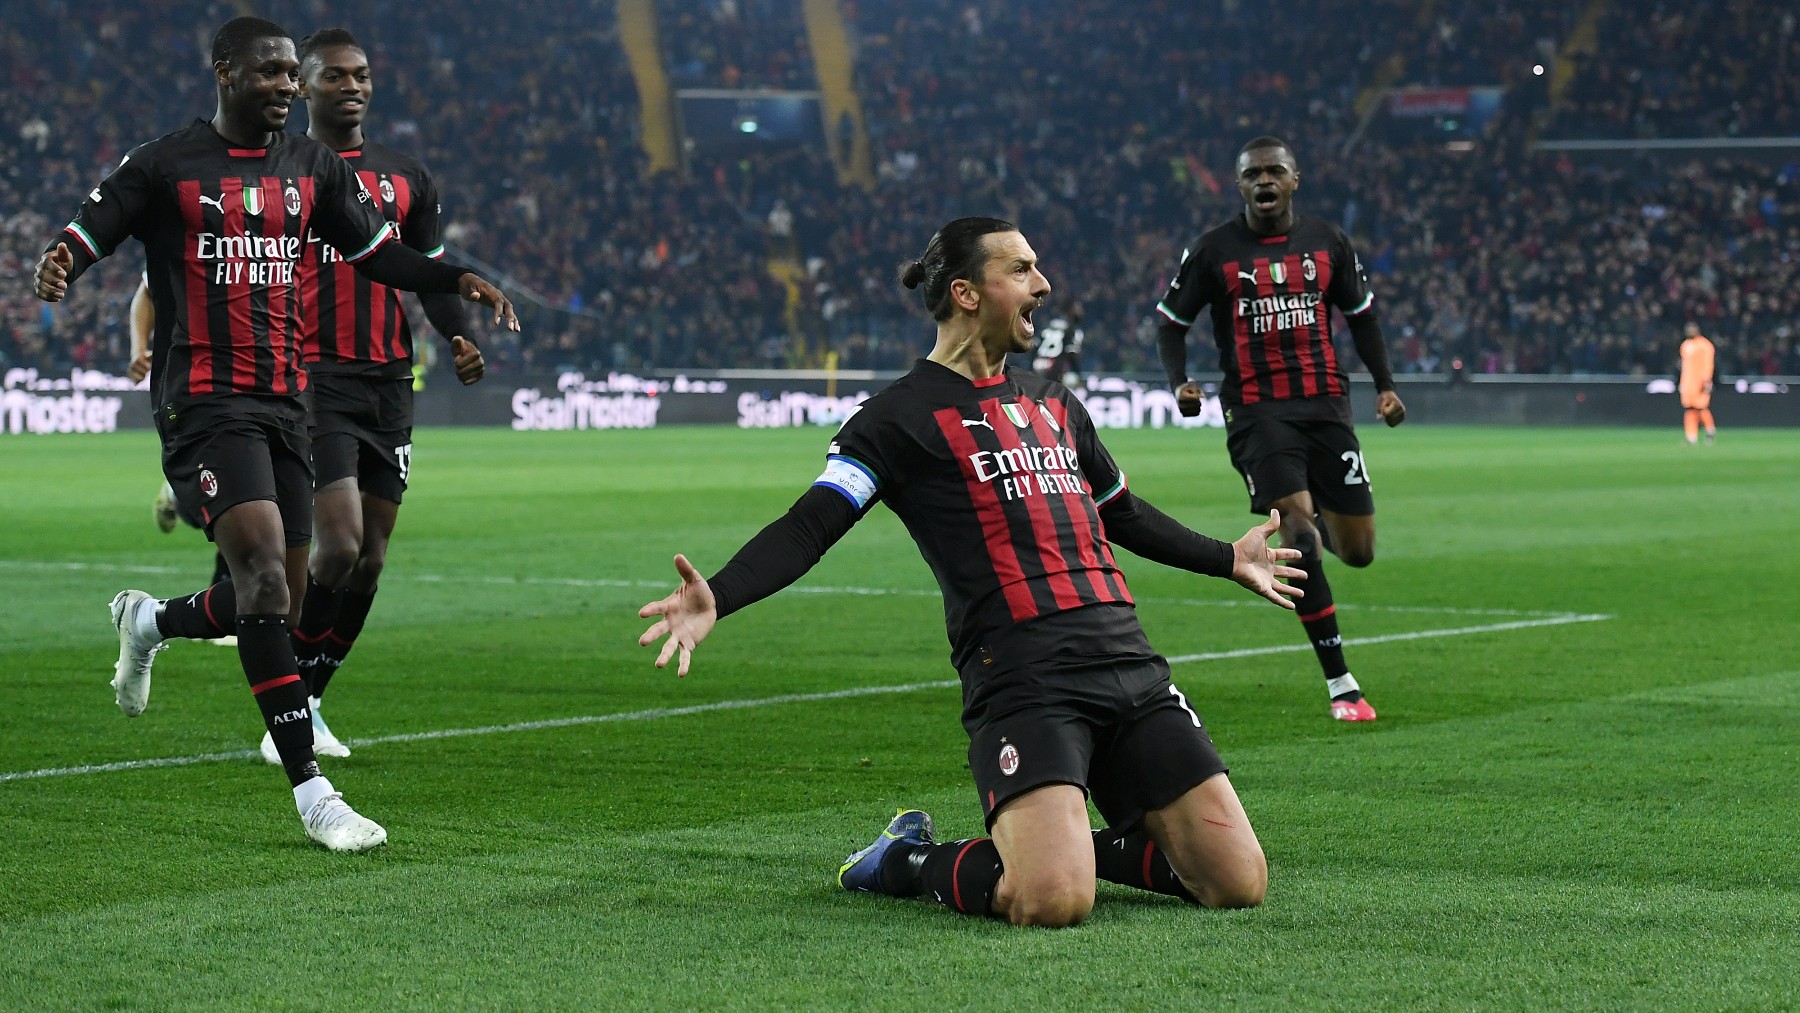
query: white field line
[
  {"left": 0, "top": 612, "right": 1611, "bottom": 785},
  {"left": 0, "top": 559, "right": 1588, "bottom": 619}
]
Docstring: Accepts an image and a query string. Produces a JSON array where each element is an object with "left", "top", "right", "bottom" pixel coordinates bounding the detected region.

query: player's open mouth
[
  {"left": 337, "top": 100, "right": 364, "bottom": 111},
  {"left": 1253, "top": 189, "right": 1279, "bottom": 209},
  {"left": 1019, "top": 305, "right": 1036, "bottom": 334}
]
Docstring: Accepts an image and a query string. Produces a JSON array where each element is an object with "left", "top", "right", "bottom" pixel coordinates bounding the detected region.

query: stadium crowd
[{"left": 4, "top": 0, "right": 1797, "bottom": 381}]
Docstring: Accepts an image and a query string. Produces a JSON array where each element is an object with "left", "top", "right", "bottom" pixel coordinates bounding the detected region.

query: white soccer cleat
[
  {"left": 259, "top": 731, "right": 282, "bottom": 766},
  {"left": 302, "top": 792, "right": 388, "bottom": 852},
  {"left": 310, "top": 698, "right": 351, "bottom": 758},
  {"left": 153, "top": 482, "right": 179, "bottom": 534},
  {"left": 108, "top": 590, "right": 166, "bottom": 717}
]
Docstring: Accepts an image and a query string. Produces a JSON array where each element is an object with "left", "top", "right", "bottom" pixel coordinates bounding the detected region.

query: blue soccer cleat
[{"left": 837, "top": 809, "right": 934, "bottom": 893}]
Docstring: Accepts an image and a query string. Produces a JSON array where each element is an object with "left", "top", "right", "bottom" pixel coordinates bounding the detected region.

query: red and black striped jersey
[
  {"left": 300, "top": 140, "right": 446, "bottom": 378},
  {"left": 817, "top": 359, "right": 1134, "bottom": 670},
  {"left": 58, "top": 120, "right": 394, "bottom": 406},
  {"left": 1158, "top": 213, "right": 1374, "bottom": 412}
]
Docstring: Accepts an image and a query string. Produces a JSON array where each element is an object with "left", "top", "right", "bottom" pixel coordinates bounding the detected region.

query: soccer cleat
[
  {"left": 1330, "top": 696, "right": 1378, "bottom": 722},
  {"left": 259, "top": 731, "right": 282, "bottom": 766},
  {"left": 838, "top": 808, "right": 934, "bottom": 893},
  {"left": 108, "top": 590, "right": 166, "bottom": 717},
  {"left": 301, "top": 792, "right": 387, "bottom": 852},
  {"left": 310, "top": 698, "right": 351, "bottom": 758},
  {"left": 153, "top": 482, "right": 179, "bottom": 533}
]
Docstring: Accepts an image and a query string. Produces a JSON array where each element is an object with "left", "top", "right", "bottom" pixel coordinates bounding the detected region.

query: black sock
[
  {"left": 1092, "top": 828, "right": 1198, "bottom": 902},
  {"left": 310, "top": 586, "right": 375, "bottom": 699},
  {"left": 156, "top": 580, "right": 236, "bottom": 640},
  {"left": 291, "top": 576, "right": 341, "bottom": 696},
  {"left": 1294, "top": 558, "right": 1356, "bottom": 698},
  {"left": 891, "top": 838, "right": 1004, "bottom": 917},
  {"left": 237, "top": 614, "right": 319, "bottom": 787}
]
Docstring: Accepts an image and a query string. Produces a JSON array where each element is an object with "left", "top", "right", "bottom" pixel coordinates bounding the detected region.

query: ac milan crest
[
  {"left": 1038, "top": 400, "right": 1061, "bottom": 432},
  {"left": 379, "top": 177, "right": 395, "bottom": 203},
  {"left": 199, "top": 469, "right": 219, "bottom": 498},
  {"left": 998, "top": 742, "right": 1020, "bottom": 777},
  {"left": 284, "top": 184, "right": 301, "bottom": 216},
  {"left": 1303, "top": 256, "right": 1317, "bottom": 282}
]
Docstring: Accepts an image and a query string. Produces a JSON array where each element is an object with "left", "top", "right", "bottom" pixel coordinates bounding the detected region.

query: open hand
[
  {"left": 458, "top": 273, "right": 520, "bottom": 331},
  {"left": 637, "top": 554, "right": 718, "bottom": 677},
  {"left": 1231, "top": 510, "right": 1308, "bottom": 609}
]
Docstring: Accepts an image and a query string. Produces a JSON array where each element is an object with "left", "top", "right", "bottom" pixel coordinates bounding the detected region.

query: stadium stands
[{"left": 3, "top": 0, "right": 1796, "bottom": 379}]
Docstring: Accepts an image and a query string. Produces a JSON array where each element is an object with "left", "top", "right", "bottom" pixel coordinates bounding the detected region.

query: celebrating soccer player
[
  {"left": 641, "top": 217, "right": 1305, "bottom": 926},
  {"left": 1155, "top": 136, "right": 1405, "bottom": 722},
  {"left": 33, "top": 16, "right": 518, "bottom": 852},
  {"left": 264, "top": 27, "right": 488, "bottom": 766}
]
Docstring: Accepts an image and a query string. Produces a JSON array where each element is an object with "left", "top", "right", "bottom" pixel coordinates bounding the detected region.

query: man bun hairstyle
[
  {"left": 299, "top": 27, "right": 362, "bottom": 66},
  {"left": 211, "top": 16, "right": 291, "bottom": 66},
  {"left": 898, "top": 216, "right": 1017, "bottom": 321}
]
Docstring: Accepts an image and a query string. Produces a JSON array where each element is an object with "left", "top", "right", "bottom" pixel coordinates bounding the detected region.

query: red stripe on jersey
[
  {"left": 1256, "top": 257, "right": 1290, "bottom": 400},
  {"left": 223, "top": 178, "right": 258, "bottom": 392},
  {"left": 1284, "top": 252, "right": 1320, "bottom": 397},
  {"left": 1315, "top": 250, "right": 1344, "bottom": 395},
  {"left": 936, "top": 407, "right": 1038, "bottom": 623},
  {"left": 256, "top": 176, "right": 296, "bottom": 395},
  {"left": 1223, "top": 260, "right": 1259, "bottom": 403},
  {"left": 988, "top": 398, "right": 1084, "bottom": 613},
  {"left": 1024, "top": 399, "right": 1121, "bottom": 606},
  {"left": 971, "top": 374, "right": 1007, "bottom": 388},
  {"left": 227, "top": 148, "right": 266, "bottom": 158},
  {"left": 1042, "top": 399, "right": 1130, "bottom": 594},
  {"left": 387, "top": 174, "right": 414, "bottom": 360},
  {"left": 176, "top": 180, "right": 215, "bottom": 393}
]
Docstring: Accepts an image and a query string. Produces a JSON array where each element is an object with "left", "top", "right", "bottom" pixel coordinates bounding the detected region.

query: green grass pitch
[{"left": 2, "top": 424, "right": 1797, "bottom": 1009}]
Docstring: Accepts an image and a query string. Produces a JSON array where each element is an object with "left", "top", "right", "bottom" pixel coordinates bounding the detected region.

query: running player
[
  {"left": 1155, "top": 136, "right": 1405, "bottom": 722},
  {"left": 1678, "top": 322, "right": 1716, "bottom": 445},
  {"left": 640, "top": 218, "right": 1304, "bottom": 926},
  {"left": 263, "top": 28, "right": 487, "bottom": 765},
  {"left": 33, "top": 16, "right": 518, "bottom": 851}
]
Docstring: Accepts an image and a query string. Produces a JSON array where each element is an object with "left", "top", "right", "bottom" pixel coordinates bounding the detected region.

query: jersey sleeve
[
  {"left": 1328, "top": 226, "right": 1375, "bottom": 316},
  {"left": 1155, "top": 240, "right": 1212, "bottom": 329},
  {"left": 813, "top": 405, "right": 890, "bottom": 514},
  {"left": 57, "top": 146, "right": 156, "bottom": 268},
  {"left": 399, "top": 164, "right": 446, "bottom": 259},
  {"left": 310, "top": 152, "right": 394, "bottom": 265},
  {"left": 1062, "top": 394, "right": 1127, "bottom": 508}
]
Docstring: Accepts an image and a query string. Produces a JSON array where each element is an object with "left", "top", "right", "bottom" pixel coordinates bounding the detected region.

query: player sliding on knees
[{"left": 640, "top": 218, "right": 1305, "bottom": 926}]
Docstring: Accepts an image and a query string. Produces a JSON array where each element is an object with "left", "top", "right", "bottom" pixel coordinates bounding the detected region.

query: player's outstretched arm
[
  {"left": 638, "top": 554, "right": 718, "bottom": 677},
  {"left": 1230, "top": 511, "right": 1307, "bottom": 609}
]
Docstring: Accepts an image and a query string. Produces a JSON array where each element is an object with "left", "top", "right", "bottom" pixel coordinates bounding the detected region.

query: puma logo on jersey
[
  {"left": 1238, "top": 269, "right": 1257, "bottom": 283},
  {"left": 198, "top": 194, "right": 224, "bottom": 212},
  {"left": 961, "top": 415, "right": 994, "bottom": 430}
]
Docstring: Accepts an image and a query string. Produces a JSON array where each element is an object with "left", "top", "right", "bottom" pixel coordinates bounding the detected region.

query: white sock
[
  {"left": 309, "top": 696, "right": 323, "bottom": 711},
  {"left": 1326, "top": 673, "right": 1360, "bottom": 699},
  {"left": 294, "top": 775, "right": 337, "bottom": 816},
  {"left": 133, "top": 597, "right": 165, "bottom": 643}
]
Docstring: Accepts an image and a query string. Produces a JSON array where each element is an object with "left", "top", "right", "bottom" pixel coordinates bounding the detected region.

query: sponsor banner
[
  {"left": 1387, "top": 87, "right": 1477, "bottom": 117},
  {"left": 1, "top": 368, "right": 143, "bottom": 436}
]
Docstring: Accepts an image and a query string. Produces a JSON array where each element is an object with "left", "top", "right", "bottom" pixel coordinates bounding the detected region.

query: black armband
[
  {"left": 709, "top": 485, "right": 862, "bottom": 619},
  {"left": 1099, "top": 490, "right": 1234, "bottom": 578}
]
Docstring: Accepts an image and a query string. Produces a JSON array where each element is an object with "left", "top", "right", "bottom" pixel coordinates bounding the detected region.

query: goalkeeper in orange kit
[{"left": 1678, "top": 322, "right": 1716, "bottom": 446}]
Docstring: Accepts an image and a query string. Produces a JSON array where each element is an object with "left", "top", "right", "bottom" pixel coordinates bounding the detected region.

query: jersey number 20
[{"left": 1341, "top": 450, "right": 1369, "bottom": 486}]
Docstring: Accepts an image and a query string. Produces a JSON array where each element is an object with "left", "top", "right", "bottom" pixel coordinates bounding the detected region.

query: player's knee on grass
[
  {"left": 997, "top": 871, "right": 1095, "bottom": 928},
  {"left": 1169, "top": 841, "right": 1267, "bottom": 910}
]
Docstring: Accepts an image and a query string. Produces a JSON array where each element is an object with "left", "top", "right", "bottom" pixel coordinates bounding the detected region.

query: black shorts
[
  {"left": 1226, "top": 410, "right": 1374, "bottom": 516},
  {"left": 309, "top": 374, "right": 414, "bottom": 503},
  {"left": 962, "top": 656, "right": 1227, "bottom": 833},
  {"left": 156, "top": 397, "right": 313, "bottom": 547}
]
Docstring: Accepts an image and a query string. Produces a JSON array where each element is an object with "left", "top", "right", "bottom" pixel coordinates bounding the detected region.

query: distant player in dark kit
[
  {"left": 1155, "top": 136, "right": 1405, "bottom": 722},
  {"left": 641, "top": 217, "right": 1306, "bottom": 926},
  {"left": 33, "top": 16, "right": 519, "bottom": 851},
  {"left": 263, "top": 27, "right": 488, "bottom": 766},
  {"left": 1030, "top": 302, "right": 1084, "bottom": 385}
]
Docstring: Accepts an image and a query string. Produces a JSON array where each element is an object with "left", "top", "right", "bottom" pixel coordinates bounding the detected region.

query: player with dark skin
[
  {"left": 300, "top": 38, "right": 483, "bottom": 604},
  {"left": 1174, "top": 142, "right": 1403, "bottom": 574},
  {"left": 34, "top": 32, "right": 514, "bottom": 631}
]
